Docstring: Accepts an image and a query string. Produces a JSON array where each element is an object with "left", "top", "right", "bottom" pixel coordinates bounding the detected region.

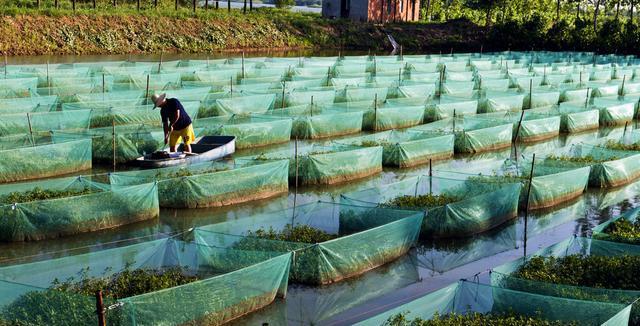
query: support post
[
  {"left": 528, "top": 79, "right": 532, "bottom": 109},
  {"left": 96, "top": 291, "right": 106, "bottom": 326},
  {"left": 230, "top": 77, "right": 233, "bottom": 95},
  {"left": 281, "top": 81, "right": 286, "bottom": 108},
  {"left": 158, "top": 52, "right": 163, "bottom": 73},
  {"left": 326, "top": 66, "right": 331, "bottom": 86},
  {"left": 145, "top": 74, "right": 150, "bottom": 105},
  {"left": 523, "top": 153, "right": 536, "bottom": 258},
  {"left": 228, "top": 0, "right": 230, "bottom": 11},
  {"left": 112, "top": 119, "right": 116, "bottom": 171},
  {"left": 26, "top": 113, "right": 34, "bottom": 145},
  {"left": 4, "top": 54, "right": 7, "bottom": 77},
  {"left": 373, "top": 93, "right": 378, "bottom": 131},
  {"left": 585, "top": 87, "right": 591, "bottom": 108},
  {"left": 398, "top": 67, "right": 401, "bottom": 84},
  {"left": 310, "top": 96, "right": 314, "bottom": 117},
  {"left": 621, "top": 75, "right": 626, "bottom": 96},
  {"left": 624, "top": 121, "right": 629, "bottom": 136},
  {"left": 294, "top": 137, "right": 299, "bottom": 214},
  {"left": 102, "top": 73, "right": 105, "bottom": 93},
  {"left": 428, "top": 158, "right": 433, "bottom": 195},
  {"left": 515, "top": 110, "right": 525, "bottom": 143},
  {"left": 452, "top": 109, "right": 456, "bottom": 131},
  {"left": 241, "top": 52, "right": 245, "bottom": 79}
]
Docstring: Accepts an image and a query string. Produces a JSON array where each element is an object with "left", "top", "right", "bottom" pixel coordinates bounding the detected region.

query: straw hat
[{"left": 151, "top": 93, "right": 167, "bottom": 108}]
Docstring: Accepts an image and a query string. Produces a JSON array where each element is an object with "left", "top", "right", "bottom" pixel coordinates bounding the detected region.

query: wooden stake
[
  {"left": 112, "top": 119, "right": 116, "bottom": 171},
  {"left": 230, "top": 77, "right": 233, "bottom": 94},
  {"left": 452, "top": 109, "right": 456, "bottom": 131},
  {"left": 26, "top": 113, "right": 34, "bottom": 145},
  {"left": 145, "top": 74, "right": 150, "bottom": 105},
  {"left": 528, "top": 79, "right": 533, "bottom": 109},
  {"left": 398, "top": 67, "right": 402, "bottom": 84},
  {"left": 523, "top": 153, "right": 536, "bottom": 258},
  {"left": 102, "top": 73, "right": 105, "bottom": 93},
  {"left": 624, "top": 121, "right": 629, "bottom": 136},
  {"left": 400, "top": 45, "right": 403, "bottom": 61},
  {"left": 515, "top": 110, "right": 525, "bottom": 143},
  {"left": 327, "top": 66, "right": 331, "bottom": 86},
  {"left": 241, "top": 52, "right": 245, "bottom": 79},
  {"left": 585, "top": 87, "right": 591, "bottom": 108},
  {"left": 281, "top": 80, "right": 286, "bottom": 108},
  {"left": 294, "top": 137, "right": 299, "bottom": 203},
  {"left": 158, "top": 52, "right": 163, "bottom": 74},
  {"left": 374, "top": 93, "right": 378, "bottom": 131},
  {"left": 621, "top": 75, "right": 626, "bottom": 96},
  {"left": 310, "top": 96, "right": 314, "bottom": 117},
  {"left": 96, "top": 291, "right": 106, "bottom": 326},
  {"left": 428, "top": 159, "right": 433, "bottom": 195}
]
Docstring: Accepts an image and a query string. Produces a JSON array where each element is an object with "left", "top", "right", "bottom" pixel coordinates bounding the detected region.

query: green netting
[
  {"left": 109, "top": 159, "right": 289, "bottom": 208},
  {"left": 396, "top": 83, "right": 436, "bottom": 98},
  {"left": 545, "top": 143, "right": 640, "bottom": 188},
  {"left": 47, "top": 75, "right": 115, "bottom": 92},
  {"left": 440, "top": 81, "right": 475, "bottom": 95},
  {"left": 560, "top": 86, "right": 591, "bottom": 102},
  {"left": 621, "top": 81, "right": 640, "bottom": 96},
  {"left": 341, "top": 173, "right": 520, "bottom": 238},
  {"left": 194, "top": 201, "right": 423, "bottom": 285},
  {"left": 324, "top": 101, "right": 424, "bottom": 131},
  {"left": 475, "top": 111, "right": 561, "bottom": 142},
  {"left": 0, "top": 176, "right": 159, "bottom": 241},
  {"left": 0, "top": 138, "right": 92, "bottom": 183},
  {"left": 478, "top": 78, "right": 511, "bottom": 91},
  {"left": 0, "top": 77, "right": 37, "bottom": 98},
  {"left": 159, "top": 86, "right": 212, "bottom": 103},
  {"left": 337, "top": 86, "right": 388, "bottom": 103},
  {"left": 0, "top": 237, "right": 292, "bottom": 326},
  {"left": 536, "top": 103, "right": 601, "bottom": 133},
  {"left": 408, "top": 62, "right": 439, "bottom": 73},
  {"left": 589, "top": 82, "right": 621, "bottom": 97},
  {"left": 443, "top": 61, "right": 469, "bottom": 72},
  {"left": 355, "top": 280, "right": 631, "bottom": 326},
  {"left": 511, "top": 75, "right": 544, "bottom": 91},
  {"left": 592, "top": 206, "right": 640, "bottom": 241},
  {"left": 0, "top": 95, "right": 58, "bottom": 114},
  {"left": 408, "top": 72, "right": 440, "bottom": 83},
  {"left": 194, "top": 114, "right": 292, "bottom": 149},
  {"left": 592, "top": 98, "right": 636, "bottom": 126},
  {"left": 523, "top": 89, "right": 561, "bottom": 109},
  {"left": 251, "top": 144, "right": 382, "bottom": 185},
  {"left": 7, "top": 69, "right": 90, "bottom": 87},
  {"left": 491, "top": 236, "right": 639, "bottom": 326},
  {"left": 544, "top": 73, "right": 571, "bottom": 86},
  {"left": 496, "top": 157, "right": 590, "bottom": 210},
  {"left": 125, "top": 72, "right": 182, "bottom": 91},
  {"left": 70, "top": 90, "right": 145, "bottom": 104},
  {"left": 414, "top": 117, "right": 513, "bottom": 153},
  {"left": 266, "top": 105, "right": 363, "bottom": 139},
  {"left": 284, "top": 89, "right": 336, "bottom": 107},
  {"left": 425, "top": 96, "right": 478, "bottom": 121},
  {"left": 52, "top": 124, "right": 167, "bottom": 164},
  {"left": 479, "top": 91, "right": 525, "bottom": 113},
  {"left": 334, "top": 130, "right": 454, "bottom": 168},
  {"left": 590, "top": 69, "right": 613, "bottom": 81},
  {"left": 209, "top": 93, "right": 276, "bottom": 116},
  {"left": 78, "top": 101, "right": 199, "bottom": 128}
]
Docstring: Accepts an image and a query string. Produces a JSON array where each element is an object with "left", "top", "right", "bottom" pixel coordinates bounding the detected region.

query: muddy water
[{"left": 1, "top": 52, "right": 639, "bottom": 325}]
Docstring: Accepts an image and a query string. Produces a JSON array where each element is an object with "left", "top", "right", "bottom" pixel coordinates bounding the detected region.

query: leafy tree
[{"left": 465, "top": 0, "right": 507, "bottom": 26}]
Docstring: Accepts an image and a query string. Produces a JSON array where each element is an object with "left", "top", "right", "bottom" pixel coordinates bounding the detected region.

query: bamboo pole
[
  {"left": 528, "top": 79, "right": 533, "bottom": 109},
  {"left": 293, "top": 137, "right": 299, "bottom": 219},
  {"left": 452, "top": 109, "right": 456, "bottom": 131},
  {"left": 241, "top": 52, "right": 245, "bottom": 79},
  {"left": 281, "top": 80, "right": 286, "bottom": 108},
  {"left": 158, "top": 52, "right": 163, "bottom": 74},
  {"left": 585, "top": 87, "right": 591, "bottom": 108},
  {"left": 515, "top": 110, "right": 526, "bottom": 143},
  {"left": 145, "top": 74, "right": 150, "bottom": 105},
  {"left": 428, "top": 158, "right": 433, "bottom": 195},
  {"left": 523, "top": 153, "right": 536, "bottom": 258},
  {"left": 373, "top": 93, "right": 378, "bottom": 131},
  {"left": 102, "top": 73, "right": 105, "bottom": 93},
  {"left": 26, "top": 113, "right": 34, "bottom": 146},
  {"left": 621, "top": 75, "right": 626, "bottom": 96},
  {"left": 230, "top": 77, "right": 233, "bottom": 95},
  {"left": 112, "top": 119, "right": 117, "bottom": 171},
  {"left": 310, "top": 96, "right": 314, "bottom": 117}
]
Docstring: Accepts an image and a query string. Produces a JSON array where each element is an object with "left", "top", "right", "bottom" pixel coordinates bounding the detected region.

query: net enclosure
[
  {"left": 109, "top": 159, "right": 289, "bottom": 208},
  {"left": 491, "top": 236, "right": 640, "bottom": 326},
  {"left": 194, "top": 201, "right": 423, "bottom": 285},
  {"left": 354, "top": 280, "right": 632, "bottom": 326},
  {"left": 334, "top": 130, "right": 454, "bottom": 168},
  {"left": 411, "top": 116, "right": 513, "bottom": 154},
  {"left": 52, "top": 124, "right": 171, "bottom": 164},
  {"left": 0, "top": 175, "right": 159, "bottom": 242},
  {"left": 324, "top": 100, "right": 425, "bottom": 132},
  {"left": 472, "top": 111, "right": 561, "bottom": 143},
  {"left": 0, "top": 136, "right": 92, "bottom": 183},
  {"left": 265, "top": 104, "right": 364, "bottom": 139},
  {"left": 0, "top": 237, "right": 292, "bottom": 326},
  {"left": 193, "top": 114, "right": 292, "bottom": 149},
  {"left": 592, "top": 206, "right": 640, "bottom": 243},
  {"left": 543, "top": 143, "right": 640, "bottom": 188},
  {"left": 340, "top": 173, "right": 521, "bottom": 239},
  {"left": 0, "top": 110, "right": 91, "bottom": 137},
  {"left": 472, "top": 156, "right": 591, "bottom": 210},
  {"left": 534, "top": 102, "right": 600, "bottom": 133},
  {"left": 251, "top": 144, "right": 383, "bottom": 186}
]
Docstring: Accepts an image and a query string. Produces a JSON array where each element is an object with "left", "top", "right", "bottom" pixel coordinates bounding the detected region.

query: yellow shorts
[{"left": 169, "top": 124, "right": 195, "bottom": 148}]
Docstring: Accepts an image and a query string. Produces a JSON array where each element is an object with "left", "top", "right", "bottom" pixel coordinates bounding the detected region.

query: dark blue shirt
[{"left": 160, "top": 98, "right": 192, "bottom": 131}]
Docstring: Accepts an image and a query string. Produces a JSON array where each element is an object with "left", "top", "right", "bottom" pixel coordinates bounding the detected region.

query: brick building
[{"left": 322, "top": 0, "right": 420, "bottom": 22}]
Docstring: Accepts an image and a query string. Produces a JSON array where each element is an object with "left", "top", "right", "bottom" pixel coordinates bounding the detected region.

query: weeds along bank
[{"left": 0, "top": 10, "right": 485, "bottom": 55}]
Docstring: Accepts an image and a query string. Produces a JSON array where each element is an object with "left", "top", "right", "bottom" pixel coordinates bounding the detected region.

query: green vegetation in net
[
  {"left": 381, "top": 194, "right": 461, "bottom": 210},
  {"left": 154, "top": 166, "right": 230, "bottom": 179},
  {"left": 243, "top": 224, "right": 338, "bottom": 244},
  {"left": 602, "top": 215, "right": 640, "bottom": 245},
  {"left": 0, "top": 186, "right": 97, "bottom": 204},
  {"left": 545, "top": 154, "right": 617, "bottom": 164},
  {"left": 2, "top": 266, "right": 198, "bottom": 326},
  {"left": 601, "top": 140, "right": 640, "bottom": 152},
  {"left": 513, "top": 255, "right": 640, "bottom": 291},
  {"left": 383, "top": 312, "right": 577, "bottom": 326}
]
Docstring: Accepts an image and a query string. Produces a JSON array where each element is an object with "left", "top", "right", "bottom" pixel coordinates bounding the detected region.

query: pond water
[{"left": 1, "top": 52, "right": 638, "bottom": 325}]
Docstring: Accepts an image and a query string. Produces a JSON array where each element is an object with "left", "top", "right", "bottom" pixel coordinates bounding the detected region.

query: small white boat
[{"left": 136, "top": 136, "right": 236, "bottom": 168}]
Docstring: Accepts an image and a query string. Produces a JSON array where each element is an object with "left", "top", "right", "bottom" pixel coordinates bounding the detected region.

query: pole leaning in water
[{"left": 523, "top": 153, "right": 536, "bottom": 258}]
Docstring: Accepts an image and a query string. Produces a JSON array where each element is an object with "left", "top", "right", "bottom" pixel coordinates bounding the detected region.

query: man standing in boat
[{"left": 152, "top": 93, "right": 194, "bottom": 153}]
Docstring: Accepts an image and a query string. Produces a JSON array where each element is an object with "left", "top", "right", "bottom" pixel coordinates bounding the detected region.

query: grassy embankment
[{"left": 0, "top": 4, "right": 485, "bottom": 55}]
